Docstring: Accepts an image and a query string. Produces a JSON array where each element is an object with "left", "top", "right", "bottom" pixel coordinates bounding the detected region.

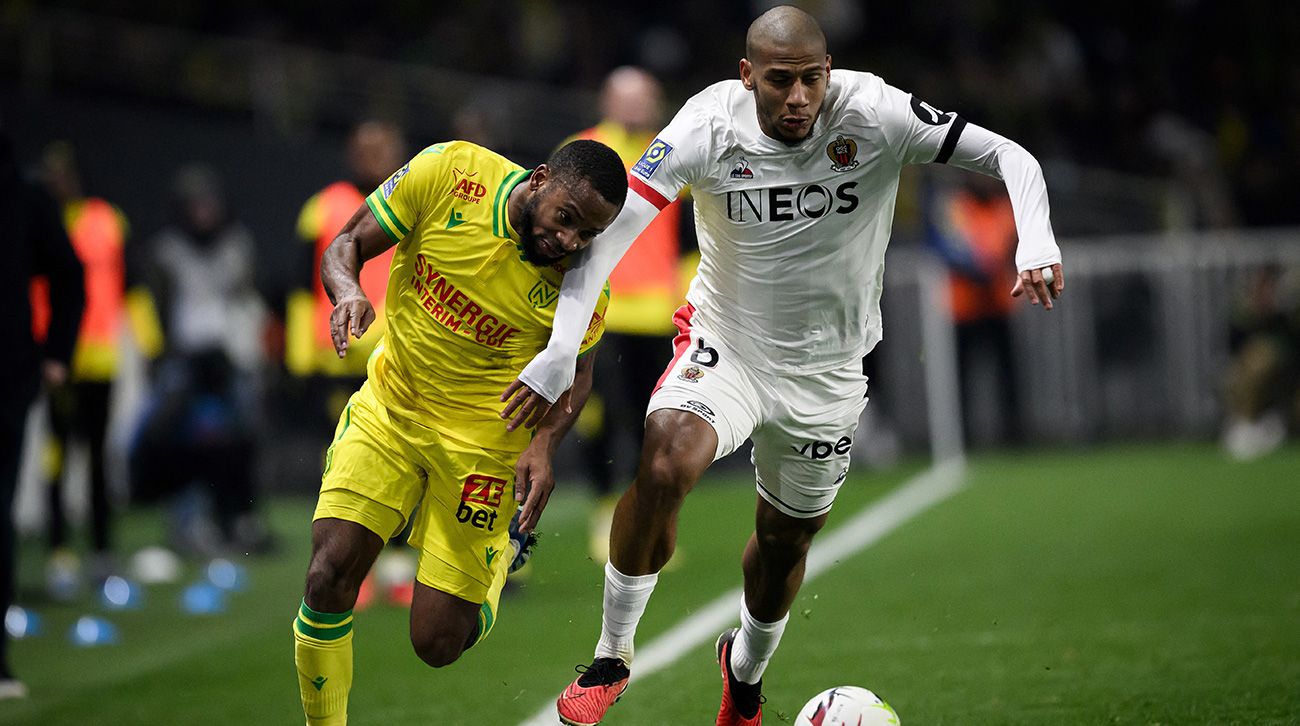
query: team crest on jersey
[
  {"left": 678, "top": 366, "right": 705, "bottom": 382},
  {"left": 729, "top": 158, "right": 754, "bottom": 179},
  {"left": 527, "top": 279, "right": 559, "bottom": 308},
  {"left": 381, "top": 164, "right": 411, "bottom": 198},
  {"left": 632, "top": 139, "right": 673, "bottom": 179},
  {"left": 826, "top": 135, "right": 860, "bottom": 172},
  {"left": 449, "top": 168, "right": 487, "bottom": 204}
]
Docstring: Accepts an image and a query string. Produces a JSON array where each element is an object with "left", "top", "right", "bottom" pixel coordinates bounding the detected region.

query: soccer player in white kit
[{"left": 500, "top": 7, "right": 1065, "bottom": 725}]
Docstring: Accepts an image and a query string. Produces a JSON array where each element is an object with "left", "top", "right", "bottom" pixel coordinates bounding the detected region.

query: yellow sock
[
  {"left": 469, "top": 544, "right": 513, "bottom": 649},
  {"left": 293, "top": 601, "right": 354, "bottom": 726}
]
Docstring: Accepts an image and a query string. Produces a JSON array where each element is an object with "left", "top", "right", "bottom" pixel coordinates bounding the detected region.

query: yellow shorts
[{"left": 315, "top": 381, "right": 519, "bottom": 604}]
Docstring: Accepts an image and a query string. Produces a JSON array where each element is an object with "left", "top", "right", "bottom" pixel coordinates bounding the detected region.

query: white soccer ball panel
[{"left": 794, "top": 685, "right": 900, "bottom": 726}]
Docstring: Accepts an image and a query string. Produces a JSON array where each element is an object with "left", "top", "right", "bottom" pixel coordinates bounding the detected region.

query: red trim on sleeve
[{"left": 628, "top": 174, "right": 672, "bottom": 211}]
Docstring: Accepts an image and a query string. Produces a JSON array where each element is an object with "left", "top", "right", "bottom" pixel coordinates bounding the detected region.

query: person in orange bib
[
  {"left": 32, "top": 142, "right": 134, "bottom": 595},
  {"left": 286, "top": 121, "right": 408, "bottom": 430}
]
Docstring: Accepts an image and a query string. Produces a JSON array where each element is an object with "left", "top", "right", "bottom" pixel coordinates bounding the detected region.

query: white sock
[
  {"left": 730, "top": 603, "right": 788, "bottom": 684},
  {"left": 593, "top": 561, "right": 658, "bottom": 665}
]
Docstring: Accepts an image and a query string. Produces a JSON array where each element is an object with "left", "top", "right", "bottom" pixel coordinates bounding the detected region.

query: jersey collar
[{"left": 492, "top": 168, "right": 531, "bottom": 242}]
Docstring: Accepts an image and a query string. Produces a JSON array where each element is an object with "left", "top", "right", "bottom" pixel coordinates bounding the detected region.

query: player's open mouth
[{"left": 539, "top": 237, "right": 560, "bottom": 259}]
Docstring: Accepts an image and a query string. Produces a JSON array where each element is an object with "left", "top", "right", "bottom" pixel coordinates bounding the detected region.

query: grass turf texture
[{"left": 4, "top": 442, "right": 1297, "bottom": 724}]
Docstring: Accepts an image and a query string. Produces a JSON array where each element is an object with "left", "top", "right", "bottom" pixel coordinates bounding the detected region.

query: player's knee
[
  {"left": 410, "top": 628, "right": 466, "bottom": 669},
  {"left": 755, "top": 518, "right": 823, "bottom": 562},
  {"left": 304, "top": 553, "right": 362, "bottom": 612},
  {"left": 757, "top": 528, "right": 814, "bottom": 559},
  {"left": 637, "top": 448, "right": 697, "bottom": 503}
]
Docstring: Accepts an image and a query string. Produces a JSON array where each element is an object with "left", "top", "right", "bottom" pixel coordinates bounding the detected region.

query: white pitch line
[{"left": 519, "top": 461, "right": 965, "bottom": 726}]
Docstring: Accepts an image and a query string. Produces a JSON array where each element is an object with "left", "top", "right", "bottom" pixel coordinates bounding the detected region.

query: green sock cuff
[
  {"left": 300, "top": 600, "right": 353, "bottom": 625},
  {"left": 295, "top": 616, "right": 353, "bottom": 641}
]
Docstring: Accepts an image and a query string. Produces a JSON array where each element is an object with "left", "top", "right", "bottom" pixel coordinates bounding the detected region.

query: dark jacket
[{"left": 0, "top": 134, "right": 84, "bottom": 409}]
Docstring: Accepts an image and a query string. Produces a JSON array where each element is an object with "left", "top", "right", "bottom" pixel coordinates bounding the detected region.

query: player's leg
[
  {"left": 607, "top": 409, "right": 716, "bottom": 575},
  {"left": 295, "top": 517, "right": 384, "bottom": 726},
  {"left": 294, "top": 384, "right": 423, "bottom": 726},
  {"left": 560, "top": 314, "right": 760, "bottom": 725},
  {"left": 404, "top": 428, "right": 521, "bottom": 668},
  {"left": 406, "top": 542, "right": 512, "bottom": 668},
  {"left": 717, "top": 362, "right": 867, "bottom": 725}
]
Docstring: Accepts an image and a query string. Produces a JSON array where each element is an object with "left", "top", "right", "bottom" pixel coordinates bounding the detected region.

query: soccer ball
[{"left": 795, "top": 686, "right": 900, "bottom": 725}]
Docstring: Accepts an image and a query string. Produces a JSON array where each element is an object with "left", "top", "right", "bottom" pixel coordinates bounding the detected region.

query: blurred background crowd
[{"left": 0, "top": 0, "right": 1297, "bottom": 652}]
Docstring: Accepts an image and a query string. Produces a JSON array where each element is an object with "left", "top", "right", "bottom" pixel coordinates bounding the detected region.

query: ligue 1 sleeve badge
[{"left": 827, "top": 135, "right": 860, "bottom": 172}]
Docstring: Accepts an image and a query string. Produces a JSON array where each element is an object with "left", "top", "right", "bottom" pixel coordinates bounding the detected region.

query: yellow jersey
[{"left": 363, "top": 141, "right": 608, "bottom": 452}]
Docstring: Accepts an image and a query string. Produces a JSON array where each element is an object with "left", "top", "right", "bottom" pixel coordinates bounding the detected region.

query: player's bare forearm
[
  {"left": 320, "top": 204, "right": 396, "bottom": 304},
  {"left": 512, "top": 350, "right": 596, "bottom": 532},
  {"left": 321, "top": 204, "right": 397, "bottom": 354},
  {"left": 530, "top": 349, "right": 597, "bottom": 455}
]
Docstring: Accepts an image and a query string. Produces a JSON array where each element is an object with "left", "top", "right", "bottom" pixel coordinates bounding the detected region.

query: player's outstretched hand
[
  {"left": 513, "top": 444, "right": 554, "bottom": 534},
  {"left": 1011, "top": 263, "right": 1065, "bottom": 310},
  {"left": 329, "top": 295, "right": 375, "bottom": 357},
  {"left": 500, "top": 379, "right": 553, "bottom": 432}
]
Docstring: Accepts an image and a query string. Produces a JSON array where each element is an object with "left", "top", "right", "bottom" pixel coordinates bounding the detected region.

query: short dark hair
[{"left": 547, "top": 139, "right": 627, "bottom": 208}]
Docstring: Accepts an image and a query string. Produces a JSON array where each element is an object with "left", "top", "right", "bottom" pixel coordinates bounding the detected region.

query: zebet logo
[
  {"left": 726, "top": 182, "right": 859, "bottom": 223},
  {"left": 457, "top": 474, "right": 506, "bottom": 531},
  {"left": 792, "top": 436, "right": 853, "bottom": 460}
]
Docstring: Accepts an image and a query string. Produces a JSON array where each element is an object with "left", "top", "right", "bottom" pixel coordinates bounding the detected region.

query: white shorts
[{"left": 649, "top": 305, "right": 870, "bottom": 518}]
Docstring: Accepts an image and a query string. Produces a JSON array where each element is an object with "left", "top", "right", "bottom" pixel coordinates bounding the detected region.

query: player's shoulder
[
  {"left": 826, "top": 69, "right": 918, "bottom": 129},
  {"left": 398, "top": 141, "right": 520, "bottom": 190},
  {"left": 826, "top": 69, "right": 888, "bottom": 114}
]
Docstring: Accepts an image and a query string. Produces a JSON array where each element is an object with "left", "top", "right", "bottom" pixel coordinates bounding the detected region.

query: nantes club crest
[{"left": 826, "top": 135, "right": 859, "bottom": 172}]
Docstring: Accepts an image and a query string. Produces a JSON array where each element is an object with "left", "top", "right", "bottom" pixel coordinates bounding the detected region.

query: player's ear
[
  {"left": 740, "top": 58, "right": 754, "bottom": 90},
  {"left": 825, "top": 54, "right": 832, "bottom": 73},
  {"left": 530, "top": 164, "right": 549, "bottom": 190}
]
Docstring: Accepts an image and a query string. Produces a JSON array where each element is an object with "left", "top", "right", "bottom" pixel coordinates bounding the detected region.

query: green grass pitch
[{"left": 5, "top": 442, "right": 1298, "bottom": 724}]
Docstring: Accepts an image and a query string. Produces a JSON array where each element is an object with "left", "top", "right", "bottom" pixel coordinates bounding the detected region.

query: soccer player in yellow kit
[{"left": 292, "top": 138, "right": 627, "bottom": 725}]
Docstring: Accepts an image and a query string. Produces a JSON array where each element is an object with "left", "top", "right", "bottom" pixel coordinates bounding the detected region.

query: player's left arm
[
  {"left": 511, "top": 347, "right": 598, "bottom": 533},
  {"left": 941, "top": 122, "right": 1064, "bottom": 309},
  {"left": 880, "top": 79, "right": 1063, "bottom": 309}
]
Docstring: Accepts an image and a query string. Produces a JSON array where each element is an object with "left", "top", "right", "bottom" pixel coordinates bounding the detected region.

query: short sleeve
[
  {"left": 576, "top": 280, "right": 612, "bottom": 356},
  {"left": 365, "top": 144, "right": 451, "bottom": 243},
  {"left": 876, "top": 82, "right": 967, "bottom": 167}
]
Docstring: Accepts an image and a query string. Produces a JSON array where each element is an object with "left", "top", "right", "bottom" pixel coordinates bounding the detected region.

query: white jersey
[
  {"left": 520, "top": 70, "right": 1061, "bottom": 398},
  {"left": 634, "top": 70, "right": 970, "bottom": 372}
]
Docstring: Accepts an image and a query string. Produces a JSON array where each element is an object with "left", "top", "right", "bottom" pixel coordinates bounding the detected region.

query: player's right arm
[
  {"left": 505, "top": 104, "right": 706, "bottom": 408},
  {"left": 500, "top": 193, "right": 659, "bottom": 424},
  {"left": 322, "top": 145, "right": 451, "bottom": 356},
  {"left": 320, "top": 204, "right": 394, "bottom": 357}
]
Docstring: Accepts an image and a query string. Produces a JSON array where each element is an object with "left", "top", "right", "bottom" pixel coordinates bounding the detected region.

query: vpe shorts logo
[
  {"left": 632, "top": 139, "right": 673, "bottom": 179},
  {"left": 382, "top": 164, "right": 411, "bottom": 198},
  {"left": 677, "top": 366, "right": 705, "bottom": 382}
]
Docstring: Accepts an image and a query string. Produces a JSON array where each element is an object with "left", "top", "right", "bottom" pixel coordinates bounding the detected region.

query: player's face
[
  {"left": 741, "top": 48, "right": 831, "bottom": 145},
  {"left": 519, "top": 172, "right": 620, "bottom": 267}
]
